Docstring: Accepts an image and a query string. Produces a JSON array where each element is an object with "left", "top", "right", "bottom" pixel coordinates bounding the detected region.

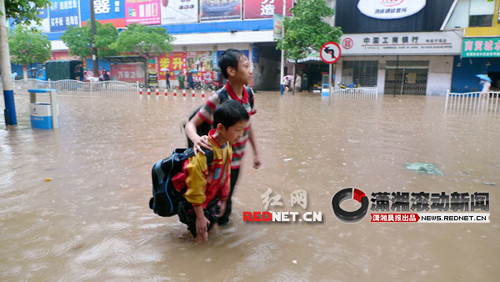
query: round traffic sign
[{"left": 320, "top": 42, "right": 341, "bottom": 64}]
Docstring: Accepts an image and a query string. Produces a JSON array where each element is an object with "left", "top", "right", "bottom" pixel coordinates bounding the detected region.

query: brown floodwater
[{"left": 1, "top": 91, "right": 499, "bottom": 281}]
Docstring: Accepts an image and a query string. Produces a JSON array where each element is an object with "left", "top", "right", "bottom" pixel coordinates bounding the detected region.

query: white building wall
[{"left": 427, "top": 56, "right": 454, "bottom": 96}]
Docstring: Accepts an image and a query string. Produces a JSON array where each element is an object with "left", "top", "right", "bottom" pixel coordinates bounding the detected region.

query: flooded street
[{"left": 1, "top": 91, "right": 499, "bottom": 281}]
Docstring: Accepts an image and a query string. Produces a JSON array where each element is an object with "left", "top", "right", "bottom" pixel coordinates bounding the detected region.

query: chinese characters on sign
[
  {"left": 462, "top": 38, "right": 500, "bottom": 58},
  {"left": 50, "top": 0, "right": 80, "bottom": 32},
  {"left": 370, "top": 192, "right": 489, "bottom": 212},
  {"left": 340, "top": 32, "right": 461, "bottom": 55}
]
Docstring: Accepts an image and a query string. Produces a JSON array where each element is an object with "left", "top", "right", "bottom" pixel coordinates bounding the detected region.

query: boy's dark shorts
[{"left": 178, "top": 198, "right": 221, "bottom": 238}]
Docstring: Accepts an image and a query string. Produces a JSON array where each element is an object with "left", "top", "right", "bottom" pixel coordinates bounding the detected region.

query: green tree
[
  {"left": 8, "top": 25, "right": 51, "bottom": 79},
  {"left": 111, "top": 23, "right": 174, "bottom": 87},
  {"left": 4, "top": 0, "right": 51, "bottom": 25},
  {"left": 61, "top": 21, "right": 119, "bottom": 63},
  {"left": 276, "top": 0, "right": 342, "bottom": 93}
]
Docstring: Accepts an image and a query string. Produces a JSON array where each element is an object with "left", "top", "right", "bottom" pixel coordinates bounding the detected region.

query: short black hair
[
  {"left": 214, "top": 100, "right": 249, "bottom": 129},
  {"left": 218, "top": 49, "right": 246, "bottom": 79}
]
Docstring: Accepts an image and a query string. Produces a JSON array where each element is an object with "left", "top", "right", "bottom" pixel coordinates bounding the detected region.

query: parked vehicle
[
  {"left": 337, "top": 80, "right": 360, "bottom": 89},
  {"left": 36, "top": 60, "right": 83, "bottom": 81}
]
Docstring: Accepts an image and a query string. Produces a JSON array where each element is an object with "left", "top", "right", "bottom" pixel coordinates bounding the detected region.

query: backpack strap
[{"left": 245, "top": 86, "right": 254, "bottom": 109}]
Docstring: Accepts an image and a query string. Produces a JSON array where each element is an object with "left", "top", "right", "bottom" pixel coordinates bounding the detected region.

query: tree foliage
[
  {"left": 111, "top": 24, "right": 174, "bottom": 87},
  {"left": 60, "top": 21, "right": 119, "bottom": 61},
  {"left": 276, "top": 0, "right": 343, "bottom": 61},
  {"left": 112, "top": 24, "right": 174, "bottom": 59},
  {"left": 8, "top": 25, "right": 51, "bottom": 77},
  {"left": 4, "top": 0, "right": 51, "bottom": 25}
]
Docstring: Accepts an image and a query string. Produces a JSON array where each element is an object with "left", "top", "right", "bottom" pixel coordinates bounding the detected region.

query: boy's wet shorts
[{"left": 178, "top": 198, "right": 221, "bottom": 238}]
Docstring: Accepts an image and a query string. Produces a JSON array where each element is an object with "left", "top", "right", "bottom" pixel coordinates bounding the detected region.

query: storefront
[
  {"left": 451, "top": 37, "right": 500, "bottom": 92},
  {"left": 335, "top": 31, "right": 462, "bottom": 95},
  {"left": 334, "top": 0, "right": 458, "bottom": 95}
]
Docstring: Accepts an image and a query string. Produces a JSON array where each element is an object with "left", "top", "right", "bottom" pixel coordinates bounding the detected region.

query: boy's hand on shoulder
[{"left": 193, "top": 135, "right": 212, "bottom": 154}]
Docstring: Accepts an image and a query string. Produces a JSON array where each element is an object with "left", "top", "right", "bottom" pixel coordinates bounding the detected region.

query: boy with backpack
[
  {"left": 174, "top": 100, "right": 249, "bottom": 242},
  {"left": 184, "top": 49, "right": 261, "bottom": 226}
]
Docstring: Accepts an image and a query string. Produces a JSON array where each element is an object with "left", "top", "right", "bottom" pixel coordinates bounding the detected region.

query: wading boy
[
  {"left": 184, "top": 49, "right": 261, "bottom": 226},
  {"left": 175, "top": 101, "right": 249, "bottom": 242}
]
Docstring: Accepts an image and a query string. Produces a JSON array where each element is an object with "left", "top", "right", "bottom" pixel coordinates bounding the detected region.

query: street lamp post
[
  {"left": 90, "top": 0, "right": 98, "bottom": 77},
  {"left": 0, "top": 0, "right": 17, "bottom": 126}
]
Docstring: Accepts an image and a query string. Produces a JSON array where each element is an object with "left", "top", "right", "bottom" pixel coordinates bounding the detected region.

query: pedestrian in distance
[
  {"left": 480, "top": 78, "right": 491, "bottom": 99},
  {"left": 295, "top": 74, "right": 302, "bottom": 93},
  {"left": 184, "top": 49, "right": 261, "bottom": 226},
  {"left": 165, "top": 71, "right": 171, "bottom": 89}
]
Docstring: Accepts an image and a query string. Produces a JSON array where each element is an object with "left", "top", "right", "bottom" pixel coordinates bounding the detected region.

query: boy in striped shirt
[{"left": 184, "top": 49, "right": 261, "bottom": 225}]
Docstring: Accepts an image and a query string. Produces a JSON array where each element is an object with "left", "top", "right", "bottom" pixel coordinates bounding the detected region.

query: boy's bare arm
[
  {"left": 185, "top": 114, "right": 212, "bottom": 154},
  {"left": 248, "top": 125, "right": 261, "bottom": 169},
  {"left": 193, "top": 205, "right": 210, "bottom": 236}
]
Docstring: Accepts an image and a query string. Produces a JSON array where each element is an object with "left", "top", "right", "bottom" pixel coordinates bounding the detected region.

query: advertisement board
[
  {"left": 161, "top": 0, "right": 198, "bottom": 24},
  {"left": 158, "top": 52, "right": 187, "bottom": 80},
  {"left": 335, "top": 0, "right": 454, "bottom": 33},
  {"left": 244, "top": 0, "right": 293, "bottom": 19},
  {"left": 125, "top": 0, "right": 161, "bottom": 25},
  {"left": 201, "top": 0, "right": 241, "bottom": 21},
  {"left": 81, "top": 0, "right": 126, "bottom": 27},
  {"left": 110, "top": 64, "right": 144, "bottom": 83},
  {"left": 462, "top": 38, "right": 500, "bottom": 58},
  {"left": 49, "top": 0, "right": 80, "bottom": 32}
]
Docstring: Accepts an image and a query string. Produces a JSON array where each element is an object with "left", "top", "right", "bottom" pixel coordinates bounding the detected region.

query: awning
[{"left": 103, "top": 56, "right": 147, "bottom": 64}]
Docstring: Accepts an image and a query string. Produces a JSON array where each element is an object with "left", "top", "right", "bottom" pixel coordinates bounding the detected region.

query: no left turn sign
[{"left": 320, "top": 42, "right": 341, "bottom": 64}]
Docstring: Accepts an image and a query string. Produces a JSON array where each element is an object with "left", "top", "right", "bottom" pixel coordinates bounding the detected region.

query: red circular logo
[
  {"left": 342, "top": 38, "right": 353, "bottom": 49},
  {"left": 381, "top": 0, "right": 404, "bottom": 7}
]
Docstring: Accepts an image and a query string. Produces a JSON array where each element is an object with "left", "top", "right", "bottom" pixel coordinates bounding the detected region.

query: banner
[
  {"left": 110, "top": 64, "right": 144, "bottom": 83},
  {"left": 81, "top": 0, "right": 126, "bottom": 27},
  {"left": 462, "top": 38, "right": 500, "bottom": 58},
  {"left": 161, "top": 0, "right": 198, "bottom": 24},
  {"left": 357, "top": 0, "right": 426, "bottom": 20},
  {"left": 125, "top": 0, "right": 161, "bottom": 25},
  {"left": 244, "top": 0, "right": 293, "bottom": 19},
  {"left": 49, "top": 0, "right": 80, "bottom": 32},
  {"left": 273, "top": 13, "right": 283, "bottom": 39},
  {"left": 187, "top": 51, "right": 215, "bottom": 82},
  {"left": 158, "top": 52, "right": 187, "bottom": 80},
  {"left": 200, "top": 0, "right": 241, "bottom": 21}
]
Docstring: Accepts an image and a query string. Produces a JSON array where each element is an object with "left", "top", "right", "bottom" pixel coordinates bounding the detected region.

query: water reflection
[{"left": 1, "top": 93, "right": 499, "bottom": 281}]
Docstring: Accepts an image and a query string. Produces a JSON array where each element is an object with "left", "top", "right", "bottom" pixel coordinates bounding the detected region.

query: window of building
[
  {"left": 342, "top": 61, "right": 378, "bottom": 87},
  {"left": 469, "top": 15, "right": 493, "bottom": 27}
]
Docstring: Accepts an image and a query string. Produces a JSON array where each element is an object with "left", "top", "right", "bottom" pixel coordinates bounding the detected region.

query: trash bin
[
  {"left": 322, "top": 83, "right": 330, "bottom": 97},
  {"left": 29, "top": 89, "right": 59, "bottom": 129}
]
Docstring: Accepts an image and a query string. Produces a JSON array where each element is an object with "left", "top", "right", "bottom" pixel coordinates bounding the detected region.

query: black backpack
[
  {"left": 185, "top": 86, "right": 254, "bottom": 147},
  {"left": 149, "top": 148, "right": 214, "bottom": 217}
]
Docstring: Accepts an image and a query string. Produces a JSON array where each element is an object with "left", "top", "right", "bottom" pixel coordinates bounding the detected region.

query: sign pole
[
  {"left": 328, "top": 63, "right": 332, "bottom": 104},
  {"left": 320, "top": 42, "right": 341, "bottom": 105}
]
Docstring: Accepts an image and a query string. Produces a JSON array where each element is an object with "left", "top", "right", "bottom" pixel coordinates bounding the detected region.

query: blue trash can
[{"left": 29, "top": 89, "right": 59, "bottom": 130}]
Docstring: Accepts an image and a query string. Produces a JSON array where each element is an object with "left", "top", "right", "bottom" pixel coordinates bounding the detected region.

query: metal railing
[
  {"left": 12, "top": 79, "right": 140, "bottom": 98},
  {"left": 332, "top": 87, "right": 379, "bottom": 98},
  {"left": 445, "top": 90, "right": 500, "bottom": 112}
]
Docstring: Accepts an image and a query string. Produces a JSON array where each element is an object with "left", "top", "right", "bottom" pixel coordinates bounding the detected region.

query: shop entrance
[{"left": 384, "top": 61, "right": 428, "bottom": 95}]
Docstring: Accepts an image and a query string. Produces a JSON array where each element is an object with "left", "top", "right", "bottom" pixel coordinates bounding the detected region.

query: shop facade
[{"left": 335, "top": 31, "right": 462, "bottom": 95}]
